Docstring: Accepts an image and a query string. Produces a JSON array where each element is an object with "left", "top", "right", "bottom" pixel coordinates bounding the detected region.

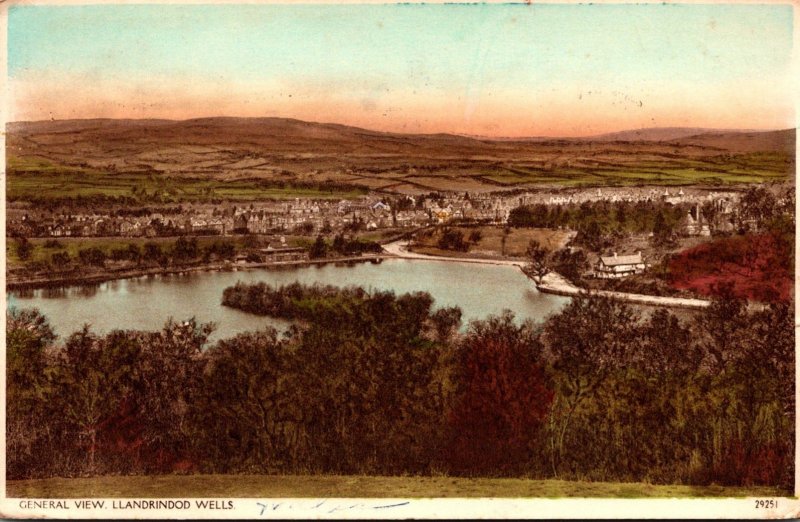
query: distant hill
[
  {"left": 6, "top": 118, "right": 795, "bottom": 194},
  {"left": 669, "top": 129, "right": 796, "bottom": 153},
  {"left": 590, "top": 127, "right": 746, "bottom": 142},
  {"left": 8, "top": 118, "right": 793, "bottom": 151}
]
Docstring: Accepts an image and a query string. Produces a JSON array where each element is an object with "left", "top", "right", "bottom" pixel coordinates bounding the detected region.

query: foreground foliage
[{"left": 7, "top": 285, "right": 794, "bottom": 491}]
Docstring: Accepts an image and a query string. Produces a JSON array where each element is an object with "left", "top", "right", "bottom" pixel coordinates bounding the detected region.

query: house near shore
[
  {"left": 259, "top": 245, "right": 308, "bottom": 262},
  {"left": 594, "top": 252, "right": 647, "bottom": 279}
]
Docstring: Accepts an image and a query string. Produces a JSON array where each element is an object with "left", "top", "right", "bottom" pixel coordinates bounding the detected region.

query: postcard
[{"left": 1, "top": 0, "right": 797, "bottom": 519}]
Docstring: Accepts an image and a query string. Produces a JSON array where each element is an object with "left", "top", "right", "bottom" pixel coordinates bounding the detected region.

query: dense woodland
[{"left": 7, "top": 282, "right": 794, "bottom": 491}]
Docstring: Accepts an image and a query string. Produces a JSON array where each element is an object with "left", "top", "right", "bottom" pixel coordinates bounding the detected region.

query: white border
[{"left": 0, "top": 0, "right": 798, "bottom": 519}]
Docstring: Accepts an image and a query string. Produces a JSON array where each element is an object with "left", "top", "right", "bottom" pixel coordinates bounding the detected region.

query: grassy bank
[
  {"left": 411, "top": 226, "right": 573, "bottom": 259},
  {"left": 7, "top": 158, "right": 365, "bottom": 203},
  {"left": 6, "top": 474, "right": 790, "bottom": 499}
]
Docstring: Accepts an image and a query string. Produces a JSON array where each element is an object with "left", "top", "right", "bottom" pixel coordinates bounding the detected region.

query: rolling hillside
[{"left": 7, "top": 118, "right": 795, "bottom": 195}]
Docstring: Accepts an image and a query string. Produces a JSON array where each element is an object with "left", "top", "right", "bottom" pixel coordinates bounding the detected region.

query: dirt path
[
  {"left": 382, "top": 240, "right": 525, "bottom": 267},
  {"left": 536, "top": 272, "right": 711, "bottom": 309}
]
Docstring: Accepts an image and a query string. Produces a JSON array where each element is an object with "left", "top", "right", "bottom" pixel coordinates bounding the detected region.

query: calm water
[{"left": 6, "top": 259, "right": 570, "bottom": 342}]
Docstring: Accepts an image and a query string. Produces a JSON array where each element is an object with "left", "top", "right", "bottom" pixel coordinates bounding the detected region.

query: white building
[{"left": 594, "top": 252, "right": 647, "bottom": 279}]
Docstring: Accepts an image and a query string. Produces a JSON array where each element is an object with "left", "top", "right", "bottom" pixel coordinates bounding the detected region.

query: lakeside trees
[
  {"left": 12, "top": 237, "right": 242, "bottom": 278},
  {"left": 6, "top": 285, "right": 794, "bottom": 491},
  {"left": 508, "top": 200, "right": 686, "bottom": 244}
]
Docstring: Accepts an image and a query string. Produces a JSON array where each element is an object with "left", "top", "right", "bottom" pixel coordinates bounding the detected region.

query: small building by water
[{"left": 594, "top": 252, "right": 647, "bottom": 279}]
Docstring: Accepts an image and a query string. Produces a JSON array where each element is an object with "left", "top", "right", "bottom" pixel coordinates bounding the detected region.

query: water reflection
[
  {"left": 75, "top": 285, "right": 100, "bottom": 298},
  {"left": 7, "top": 259, "right": 569, "bottom": 342},
  {"left": 42, "top": 287, "right": 68, "bottom": 299},
  {"left": 13, "top": 288, "right": 35, "bottom": 299}
]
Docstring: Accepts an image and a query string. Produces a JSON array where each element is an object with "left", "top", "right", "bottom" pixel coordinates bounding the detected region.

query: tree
[
  {"left": 309, "top": 235, "right": 328, "bottom": 259},
  {"left": 143, "top": 242, "right": 168, "bottom": 267},
  {"left": 289, "top": 288, "right": 445, "bottom": 474},
  {"left": 690, "top": 288, "right": 794, "bottom": 488},
  {"left": 135, "top": 319, "right": 214, "bottom": 471},
  {"left": 739, "top": 186, "right": 777, "bottom": 230},
  {"left": 447, "top": 312, "right": 552, "bottom": 475},
  {"left": 195, "top": 328, "right": 295, "bottom": 471},
  {"left": 692, "top": 283, "right": 750, "bottom": 372},
  {"left": 6, "top": 308, "right": 56, "bottom": 478},
  {"left": 78, "top": 247, "right": 107, "bottom": 267},
  {"left": 127, "top": 243, "right": 142, "bottom": 263},
  {"left": 576, "top": 220, "right": 604, "bottom": 251},
  {"left": 543, "top": 296, "right": 638, "bottom": 476},
  {"left": 321, "top": 220, "right": 333, "bottom": 234},
  {"left": 15, "top": 237, "right": 33, "bottom": 261},
  {"left": 551, "top": 248, "right": 588, "bottom": 283},
  {"left": 209, "top": 240, "right": 236, "bottom": 260},
  {"left": 429, "top": 306, "right": 462, "bottom": 344},
  {"left": 55, "top": 326, "right": 141, "bottom": 474},
  {"left": 701, "top": 200, "right": 720, "bottom": 227},
  {"left": 51, "top": 251, "right": 71, "bottom": 267},
  {"left": 173, "top": 236, "right": 199, "bottom": 263},
  {"left": 296, "top": 221, "right": 315, "bottom": 235},
  {"left": 438, "top": 228, "right": 468, "bottom": 252},
  {"left": 522, "top": 240, "right": 550, "bottom": 284},
  {"left": 614, "top": 201, "right": 628, "bottom": 229},
  {"left": 332, "top": 234, "right": 346, "bottom": 254},
  {"left": 651, "top": 210, "right": 675, "bottom": 247},
  {"left": 500, "top": 227, "right": 511, "bottom": 256}
]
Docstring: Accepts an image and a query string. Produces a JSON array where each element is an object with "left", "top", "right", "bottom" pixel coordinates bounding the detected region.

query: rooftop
[{"left": 600, "top": 252, "right": 644, "bottom": 266}]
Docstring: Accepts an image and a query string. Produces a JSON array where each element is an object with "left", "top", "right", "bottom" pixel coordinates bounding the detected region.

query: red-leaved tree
[{"left": 446, "top": 311, "right": 553, "bottom": 476}]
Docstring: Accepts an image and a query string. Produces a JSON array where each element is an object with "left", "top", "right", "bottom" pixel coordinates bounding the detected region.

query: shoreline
[
  {"left": 382, "top": 240, "right": 526, "bottom": 267},
  {"left": 534, "top": 272, "right": 711, "bottom": 310},
  {"left": 384, "top": 240, "right": 713, "bottom": 310},
  {"left": 6, "top": 253, "right": 392, "bottom": 291},
  {"left": 7, "top": 240, "right": 714, "bottom": 311}
]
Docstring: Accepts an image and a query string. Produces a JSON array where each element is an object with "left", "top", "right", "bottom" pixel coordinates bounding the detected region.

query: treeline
[
  {"left": 7, "top": 285, "right": 794, "bottom": 490},
  {"left": 221, "top": 282, "right": 372, "bottom": 319},
  {"left": 509, "top": 200, "right": 687, "bottom": 249},
  {"left": 13, "top": 237, "right": 238, "bottom": 273},
  {"left": 308, "top": 234, "right": 383, "bottom": 259}
]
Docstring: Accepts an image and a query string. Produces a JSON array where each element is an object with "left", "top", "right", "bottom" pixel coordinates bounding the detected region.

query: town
[{"left": 7, "top": 185, "right": 744, "bottom": 240}]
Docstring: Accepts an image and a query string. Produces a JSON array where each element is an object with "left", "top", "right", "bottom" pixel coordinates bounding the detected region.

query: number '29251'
[{"left": 755, "top": 499, "right": 777, "bottom": 509}]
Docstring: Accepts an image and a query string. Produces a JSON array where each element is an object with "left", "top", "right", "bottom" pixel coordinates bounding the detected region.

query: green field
[
  {"left": 6, "top": 151, "right": 793, "bottom": 204},
  {"left": 483, "top": 156, "right": 790, "bottom": 187},
  {"left": 7, "top": 157, "right": 366, "bottom": 203},
  {"left": 5, "top": 474, "right": 790, "bottom": 499},
  {"left": 412, "top": 226, "right": 572, "bottom": 258}
]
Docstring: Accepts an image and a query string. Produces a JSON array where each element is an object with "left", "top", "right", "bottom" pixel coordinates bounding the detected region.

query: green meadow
[
  {"left": 7, "top": 157, "right": 366, "bottom": 203},
  {"left": 483, "top": 156, "right": 790, "bottom": 187},
  {"left": 7, "top": 150, "right": 793, "bottom": 204},
  {"left": 6, "top": 474, "right": 790, "bottom": 499}
]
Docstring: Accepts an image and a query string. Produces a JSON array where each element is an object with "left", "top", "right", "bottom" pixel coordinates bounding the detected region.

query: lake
[{"left": 6, "top": 259, "right": 570, "bottom": 342}]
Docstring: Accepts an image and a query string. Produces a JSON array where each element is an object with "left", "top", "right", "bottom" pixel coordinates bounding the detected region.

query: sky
[{"left": 6, "top": 3, "right": 797, "bottom": 137}]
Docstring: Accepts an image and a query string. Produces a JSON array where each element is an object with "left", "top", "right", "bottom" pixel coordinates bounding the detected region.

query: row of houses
[
  {"left": 515, "top": 187, "right": 741, "bottom": 208},
  {"left": 6, "top": 186, "right": 747, "bottom": 240}
]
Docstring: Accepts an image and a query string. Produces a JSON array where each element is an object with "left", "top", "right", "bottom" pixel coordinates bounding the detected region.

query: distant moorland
[{"left": 7, "top": 118, "right": 795, "bottom": 200}]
